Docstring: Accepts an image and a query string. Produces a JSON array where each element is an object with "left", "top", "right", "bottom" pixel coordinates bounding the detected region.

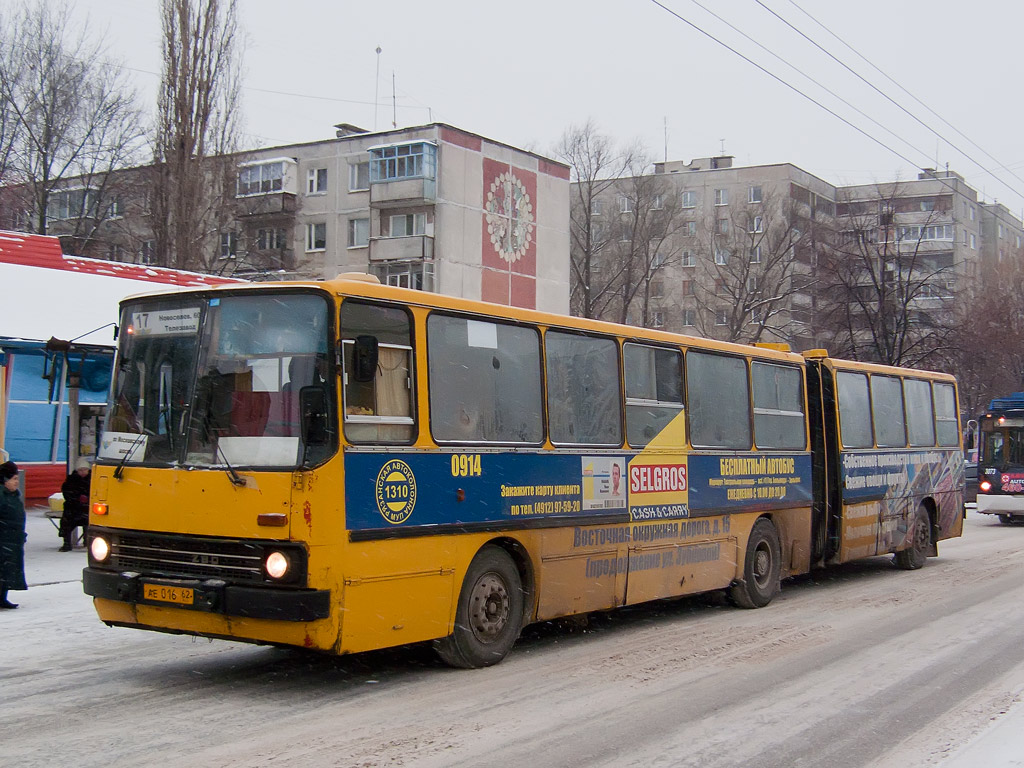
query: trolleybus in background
[
  {"left": 975, "top": 392, "right": 1024, "bottom": 525},
  {"left": 82, "top": 275, "right": 964, "bottom": 668}
]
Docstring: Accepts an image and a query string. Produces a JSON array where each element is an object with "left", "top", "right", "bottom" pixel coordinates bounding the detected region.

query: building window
[
  {"left": 219, "top": 232, "right": 237, "bottom": 259},
  {"left": 715, "top": 309, "right": 728, "bottom": 325},
  {"left": 257, "top": 227, "right": 288, "bottom": 250},
  {"left": 306, "top": 222, "right": 326, "bottom": 252},
  {"left": 651, "top": 194, "right": 664, "bottom": 211},
  {"left": 106, "top": 243, "right": 124, "bottom": 262},
  {"left": 681, "top": 190, "right": 696, "bottom": 209},
  {"left": 237, "top": 161, "right": 284, "bottom": 196},
  {"left": 748, "top": 186, "right": 762, "bottom": 204},
  {"left": 714, "top": 188, "right": 729, "bottom": 206},
  {"left": 681, "top": 250, "right": 695, "bottom": 267},
  {"left": 652, "top": 251, "right": 667, "bottom": 268},
  {"left": 749, "top": 306, "right": 764, "bottom": 324},
  {"left": 684, "top": 221, "right": 697, "bottom": 237},
  {"left": 307, "top": 168, "right": 327, "bottom": 195},
  {"left": 389, "top": 213, "right": 426, "bottom": 237},
  {"left": 369, "top": 142, "right": 436, "bottom": 182},
  {"left": 747, "top": 275, "right": 760, "bottom": 292},
  {"left": 715, "top": 279, "right": 728, "bottom": 296},
  {"left": 920, "top": 199, "right": 935, "bottom": 212},
  {"left": 970, "top": 206, "right": 976, "bottom": 221},
  {"left": 970, "top": 233, "right": 976, "bottom": 249},
  {"left": 650, "top": 281, "right": 664, "bottom": 299},
  {"left": 998, "top": 223, "right": 1005, "bottom": 239},
  {"left": 650, "top": 311, "right": 665, "bottom": 328},
  {"left": 140, "top": 240, "right": 156, "bottom": 265},
  {"left": 349, "top": 161, "right": 370, "bottom": 191},
  {"left": 717, "top": 218, "right": 730, "bottom": 235},
  {"left": 682, "top": 309, "right": 696, "bottom": 326},
  {"left": 750, "top": 215, "right": 763, "bottom": 233},
  {"left": 750, "top": 245, "right": 762, "bottom": 263},
  {"left": 46, "top": 188, "right": 99, "bottom": 221},
  {"left": 714, "top": 248, "right": 729, "bottom": 265},
  {"left": 681, "top": 279, "right": 693, "bottom": 296},
  {"left": 618, "top": 196, "right": 633, "bottom": 214},
  {"left": 591, "top": 199, "right": 603, "bottom": 216},
  {"left": 347, "top": 218, "right": 369, "bottom": 248}
]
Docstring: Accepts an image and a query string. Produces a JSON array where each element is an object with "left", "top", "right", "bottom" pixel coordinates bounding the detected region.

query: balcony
[
  {"left": 369, "top": 235, "right": 434, "bottom": 262},
  {"left": 235, "top": 192, "right": 297, "bottom": 219},
  {"left": 369, "top": 177, "right": 436, "bottom": 209}
]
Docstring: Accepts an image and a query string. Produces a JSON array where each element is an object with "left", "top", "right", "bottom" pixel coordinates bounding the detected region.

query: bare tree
[
  {"left": 948, "top": 254, "right": 1024, "bottom": 417},
  {"left": 555, "top": 120, "right": 638, "bottom": 319},
  {"left": 816, "top": 184, "right": 959, "bottom": 366},
  {"left": 690, "top": 191, "right": 813, "bottom": 344},
  {"left": 600, "top": 159, "right": 687, "bottom": 327},
  {"left": 0, "top": 0, "right": 145, "bottom": 238},
  {"left": 152, "top": 0, "right": 243, "bottom": 272}
]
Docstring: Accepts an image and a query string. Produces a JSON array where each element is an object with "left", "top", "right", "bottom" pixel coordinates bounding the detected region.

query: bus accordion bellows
[
  {"left": 83, "top": 275, "right": 965, "bottom": 668},
  {"left": 974, "top": 392, "right": 1024, "bottom": 525}
]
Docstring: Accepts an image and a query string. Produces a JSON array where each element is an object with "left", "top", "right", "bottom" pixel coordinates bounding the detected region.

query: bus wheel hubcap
[
  {"left": 753, "top": 546, "right": 771, "bottom": 587},
  {"left": 469, "top": 573, "right": 509, "bottom": 642}
]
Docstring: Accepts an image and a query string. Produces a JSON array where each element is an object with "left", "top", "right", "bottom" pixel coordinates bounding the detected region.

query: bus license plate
[{"left": 142, "top": 583, "right": 194, "bottom": 605}]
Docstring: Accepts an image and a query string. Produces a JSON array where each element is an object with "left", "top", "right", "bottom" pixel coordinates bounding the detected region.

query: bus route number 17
[{"left": 451, "top": 454, "right": 482, "bottom": 477}]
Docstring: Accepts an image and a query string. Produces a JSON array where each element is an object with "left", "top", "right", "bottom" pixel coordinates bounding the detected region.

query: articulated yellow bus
[{"left": 83, "top": 276, "right": 964, "bottom": 667}]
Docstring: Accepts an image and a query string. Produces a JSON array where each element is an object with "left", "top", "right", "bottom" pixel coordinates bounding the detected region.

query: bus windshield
[
  {"left": 102, "top": 291, "right": 335, "bottom": 469},
  {"left": 980, "top": 419, "right": 1024, "bottom": 469}
]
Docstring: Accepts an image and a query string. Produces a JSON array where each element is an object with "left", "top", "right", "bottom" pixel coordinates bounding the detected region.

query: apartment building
[
  {"left": 4, "top": 123, "right": 572, "bottom": 313},
  {"left": 582, "top": 155, "right": 836, "bottom": 349},
  {"left": 576, "top": 158, "right": 1023, "bottom": 351}
]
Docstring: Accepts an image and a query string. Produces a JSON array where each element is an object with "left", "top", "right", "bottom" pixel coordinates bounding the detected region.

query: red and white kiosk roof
[{"left": 0, "top": 230, "right": 243, "bottom": 345}]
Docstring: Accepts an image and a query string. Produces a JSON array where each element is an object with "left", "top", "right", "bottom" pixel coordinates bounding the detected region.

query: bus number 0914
[{"left": 451, "top": 454, "right": 482, "bottom": 477}]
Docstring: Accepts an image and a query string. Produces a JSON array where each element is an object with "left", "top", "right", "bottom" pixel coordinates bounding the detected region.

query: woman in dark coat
[
  {"left": 59, "top": 458, "right": 91, "bottom": 551},
  {"left": 0, "top": 461, "right": 27, "bottom": 609}
]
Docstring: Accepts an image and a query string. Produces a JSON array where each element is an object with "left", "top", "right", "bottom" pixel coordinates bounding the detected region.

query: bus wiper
[
  {"left": 216, "top": 443, "right": 247, "bottom": 487},
  {"left": 113, "top": 432, "right": 147, "bottom": 480}
]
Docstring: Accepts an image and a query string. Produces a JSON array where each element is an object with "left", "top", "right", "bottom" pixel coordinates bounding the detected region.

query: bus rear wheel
[
  {"left": 729, "top": 518, "right": 781, "bottom": 609},
  {"left": 895, "top": 505, "right": 930, "bottom": 570},
  {"left": 434, "top": 546, "right": 524, "bottom": 669}
]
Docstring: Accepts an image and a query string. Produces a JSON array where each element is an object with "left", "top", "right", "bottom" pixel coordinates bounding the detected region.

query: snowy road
[{"left": 3, "top": 511, "right": 1024, "bottom": 767}]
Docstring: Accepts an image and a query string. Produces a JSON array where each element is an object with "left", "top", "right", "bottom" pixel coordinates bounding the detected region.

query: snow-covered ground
[{"left": 3, "top": 508, "right": 1024, "bottom": 767}]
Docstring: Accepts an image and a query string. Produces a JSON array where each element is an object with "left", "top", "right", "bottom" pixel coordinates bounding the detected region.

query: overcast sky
[{"left": 65, "top": 0, "right": 1024, "bottom": 214}]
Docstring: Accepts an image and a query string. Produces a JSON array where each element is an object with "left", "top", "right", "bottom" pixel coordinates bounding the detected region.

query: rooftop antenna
[
  {"left": 663, "top": 117, "right": 668, "bottom": 163},
  {"left": 719, "top": 138, "right": 726, "bottom": 155},
  {"left": 392, "top": 71, "right": 397, "bottom": 128},
  {"left": 374, "top": 46, "right": 382, "bottom": 130}
]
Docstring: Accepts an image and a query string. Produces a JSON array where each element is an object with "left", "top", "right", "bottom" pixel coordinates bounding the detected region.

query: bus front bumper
[{"left": 82, "top": 568, "right": 331, "bottom": 622}]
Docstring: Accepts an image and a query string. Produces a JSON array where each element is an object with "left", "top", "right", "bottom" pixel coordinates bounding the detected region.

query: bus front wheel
[
  {"left": 434, "top": 546, "right": 524, "bottom": 669},
  {"left": 729, "top": 518, "right": 781, "bottom": 609},
  {"left": 895, "top": 505, "right": 930, "bottom": 570}
]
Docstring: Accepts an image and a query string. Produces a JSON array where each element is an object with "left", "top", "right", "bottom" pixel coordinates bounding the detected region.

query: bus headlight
[
  {"left": 264, "top": 551, "right": 291, "bottom": 580},
  {"left": 90, "top": 536, "right": 111, "bottom": 562}
]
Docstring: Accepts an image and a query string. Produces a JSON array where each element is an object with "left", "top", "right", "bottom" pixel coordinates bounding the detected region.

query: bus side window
[
  {"left": 340, "top": 301, "right": 414, "bottom": 443},
  {"left": 751, "top": 362, "right": 805, "bottom": 450},
  {"left": 427, "top": 315, "right": 542, "bottom": 444},
  {"left": 685, "top": 351, "right": 751, "bottom": 449},
  {"left": 836, "top": 372, "right": 872, "bottom": 448},
  {"left": 932, "top": 382, "right": 959, "bottom": 447},
  {"left": 624, "top": 343, "right": 683, "bottom": 447},
  {"left": 545, "top": 332, "right": 621, "bottom": 446},
  {"left": 871, "top": 375, "right": 906, "bottom": 447},
  {"left": 904, "top": 378, "right": 935, "bottom": 446}
]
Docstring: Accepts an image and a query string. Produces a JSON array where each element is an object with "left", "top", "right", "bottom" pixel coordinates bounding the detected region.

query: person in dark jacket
[
  {"left": 0, "top": 461, "right": 27, "bottom": 609},
  {"left": 59, "top": 458, "right": 91, "bottom": 552}
]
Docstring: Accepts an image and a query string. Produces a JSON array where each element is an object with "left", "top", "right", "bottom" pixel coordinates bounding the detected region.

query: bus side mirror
[
  {"left": 299, "top": 385, "right": 330, "bottom": 449},
  {"left": 353, "top": 335, "right": 378, "bottom": 383}
]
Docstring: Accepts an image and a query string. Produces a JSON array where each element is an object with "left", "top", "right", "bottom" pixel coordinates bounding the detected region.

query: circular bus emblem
[{"left": 375, "top": 460, "right": 417, "bottom": 524}]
